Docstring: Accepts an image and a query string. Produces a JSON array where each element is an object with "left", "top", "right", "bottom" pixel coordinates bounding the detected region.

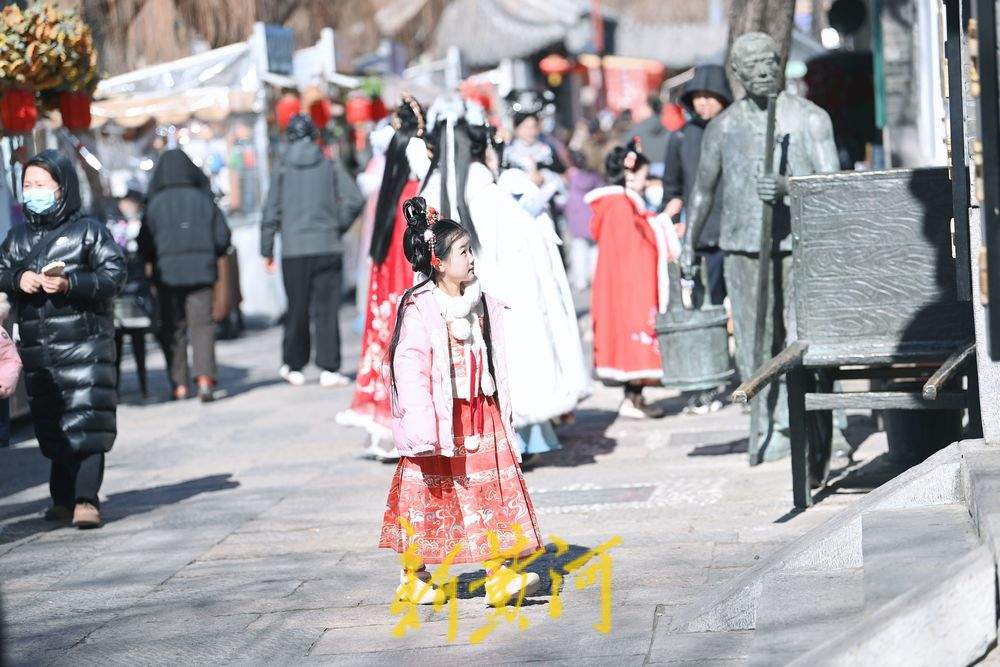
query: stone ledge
[
  {"left": 790, "top": 545, "right": 996, "bottom": 666},
  {"left": 671, "top": 444, "right": 964, "bottom": 633}
]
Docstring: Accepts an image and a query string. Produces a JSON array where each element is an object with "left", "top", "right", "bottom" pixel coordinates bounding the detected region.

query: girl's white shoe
[
  {"left": 484, "top": 565, "right": 540, "bottom": 607},
  {"left": 395, "top": 569, "right": 447, "bottom": 605}
]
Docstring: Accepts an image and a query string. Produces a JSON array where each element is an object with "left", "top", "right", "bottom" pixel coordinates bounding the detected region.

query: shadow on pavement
[
  {"left": 687, "top": 438, "right": 748, "bottom": 457},
  {"left": 0, "top": 445, "right": 49, "bottom": 507},
  {"left": 452, "top": 542, "right": 597, "bottom": 603},
  {"left": 0, "top": 474, "right": 240, "bottom": 546},
  {"left": 530, "top": 409, "right": 618, "bottom": 468},
  {"left": 119, "top": 362, "right": 284, "bottom": 406}
]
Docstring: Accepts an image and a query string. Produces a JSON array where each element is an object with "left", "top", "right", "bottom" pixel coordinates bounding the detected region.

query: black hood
[
  {"left": 283, "top": 139, "right": 324, "bottom": 169},
  {"left": 23, "top": 149, "right": 82, "bottom": 227},
  {"left": 147, "top": 149, "right": 210, "bottom": 196},
  {"left": 680, "top": 65, "right": 733, "bottom": 119}
]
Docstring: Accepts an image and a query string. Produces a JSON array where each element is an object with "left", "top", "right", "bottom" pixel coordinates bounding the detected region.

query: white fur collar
[
  {"left": 584, "top": 185, "right": 646, "bottom": 210},
  {"left": 432, "top": 279, "right": 482, "bottom": 341}
]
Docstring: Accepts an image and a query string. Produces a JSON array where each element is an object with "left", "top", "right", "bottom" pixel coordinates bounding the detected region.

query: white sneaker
[
  {"left": 484, "top": 565, "right": 541, "bottom": 607},
  {"left": 618, "top": 397, "right": 649, "bottom": 420},
  {"left": 279, "top": 365, "right": 305, "bottom": 386},
  {"left": 396, "top": 569, "right": 447, "bottom": 605},
  {"left": 319, "top": 370, "right": 350, "bottom": 387}
]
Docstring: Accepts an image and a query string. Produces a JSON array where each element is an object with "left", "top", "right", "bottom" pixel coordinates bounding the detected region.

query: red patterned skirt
[
  {"left": 379, "top": 396, "right": 543, "bottom": 564},
  {"left": 341, "top": 180, "right": 418, "bottom": 436}
]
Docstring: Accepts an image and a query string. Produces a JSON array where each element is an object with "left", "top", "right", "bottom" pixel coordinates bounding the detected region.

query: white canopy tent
[{"left": 91, "top": 28, "right": 354, "bottom": 322}]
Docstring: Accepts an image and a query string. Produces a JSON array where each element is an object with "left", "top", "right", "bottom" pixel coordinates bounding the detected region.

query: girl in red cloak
[{"left": 585, "top": 138, "right": 680, "bottom": 419}]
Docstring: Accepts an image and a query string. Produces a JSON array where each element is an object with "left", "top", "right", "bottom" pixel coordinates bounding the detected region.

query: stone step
[
  {"left": 669, "top": 444, "right": 964, "bottom": 634},
  {"left": 747, "top": 569, "right": 864, "bottom": 666},
  {"left": 861, "top": 503, "right": 980, "bottom": 613},
  {"left": 791, "top": 545, "right": 995, "bottom": 666}
]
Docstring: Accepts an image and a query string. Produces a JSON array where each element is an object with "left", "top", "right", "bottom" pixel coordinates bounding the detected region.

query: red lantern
[
  {"left": 345, "top": 97, "right": 373, "bottom": 125},
  {"left": 1, "top": 90, "right": 37, "bottom": 134},
  {"left": 371, "top": 98, "right": 388, "bottom": 121},
  {"left": 59, "top": 92, "right": 92, "bottom": 131},
  {"left": 539, "top": 54, "right": 572, "bottom": 87},
  {"left": 539, "top": 54, "right": 571, "bottom": 76},
  {"left": 275, "top": 94, "right": 301, "bottom": 130},
  {"left": 308, "top": 98, "right": 332, "bottom": 130}
]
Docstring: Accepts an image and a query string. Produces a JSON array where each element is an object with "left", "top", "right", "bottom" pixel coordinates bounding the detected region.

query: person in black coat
[
  {"left": 138, "top": 149, "right": 231, "bottom": 402},
  {"left": 662, "top": 64, "right": 733, "bottom": 306},
  {"left": 0, "top": 149, "right": 126, "bottom": 528}
]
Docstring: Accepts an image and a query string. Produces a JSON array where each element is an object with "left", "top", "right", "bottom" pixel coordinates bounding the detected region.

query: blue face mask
[{"left": 22, "top": 187, "right": 57, "bottom": 215}]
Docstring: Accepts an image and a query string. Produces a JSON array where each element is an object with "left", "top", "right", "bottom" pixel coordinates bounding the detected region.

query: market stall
[{"left": 90, "top": 26, "right": 364, "bottom": 323}]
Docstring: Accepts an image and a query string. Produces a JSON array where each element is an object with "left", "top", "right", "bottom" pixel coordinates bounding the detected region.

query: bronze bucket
[{"left": 655, "top": 262, "right": 735, "bottom": 391}]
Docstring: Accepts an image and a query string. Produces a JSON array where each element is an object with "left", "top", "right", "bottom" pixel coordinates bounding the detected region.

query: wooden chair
[{"left": 733, "top": 168, "right": 979, "bottom": 508}]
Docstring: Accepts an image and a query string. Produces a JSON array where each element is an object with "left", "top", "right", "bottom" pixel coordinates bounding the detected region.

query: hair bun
[
  {"left": 605, "top": 145, "right": 628, "bottom": 172},
  {"left": 402, "top": 196, "right": 428, "bottom": 229}
]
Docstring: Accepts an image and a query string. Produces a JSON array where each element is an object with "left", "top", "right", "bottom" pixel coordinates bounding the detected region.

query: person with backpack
[{"left": 261, "top": 115, "right": 365, "bottom": 388}]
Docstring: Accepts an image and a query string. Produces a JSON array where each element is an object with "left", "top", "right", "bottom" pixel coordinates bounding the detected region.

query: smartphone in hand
[{"left": 41, "top": 261, "right": 65, "bottom": 277}]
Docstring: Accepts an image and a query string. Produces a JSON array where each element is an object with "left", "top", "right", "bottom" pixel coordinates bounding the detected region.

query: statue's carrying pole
[{"left": 752, "top": 92, "right": 779, "bottom": 381}]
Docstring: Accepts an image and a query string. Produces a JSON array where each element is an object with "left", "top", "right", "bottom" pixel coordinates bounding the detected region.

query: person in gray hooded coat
[{"left": 261, "top": 115, "right": 364, "bottom": 387}]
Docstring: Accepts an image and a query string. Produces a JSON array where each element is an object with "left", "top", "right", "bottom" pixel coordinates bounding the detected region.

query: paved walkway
[{"left": 0, "top": 323, "right": 887, "bottom": 665}]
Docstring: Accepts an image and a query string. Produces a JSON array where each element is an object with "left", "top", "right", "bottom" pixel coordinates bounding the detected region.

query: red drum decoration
[
  {"left": 1, "top": 90, "right": 37, "bottom": 134},
  {"left": 59, "top": 92, "right": 92, "bottom": 131}
]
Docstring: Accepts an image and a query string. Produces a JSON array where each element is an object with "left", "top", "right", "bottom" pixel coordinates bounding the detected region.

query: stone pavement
[{"left": 0, "top": 322, "right": 888, "bottom": 665}]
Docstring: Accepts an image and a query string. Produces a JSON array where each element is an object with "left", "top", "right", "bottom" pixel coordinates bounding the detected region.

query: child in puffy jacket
[
  {"left": 377, "top": 197, "right": 544, "bottom": 608},
  {"left": 0, "top": 292, "right": 24, "bottom": 446}
]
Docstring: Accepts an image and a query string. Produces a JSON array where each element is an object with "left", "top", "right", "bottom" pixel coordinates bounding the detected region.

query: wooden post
[{"left": 787, "top": 364, "right": 812, "bottom": 508}]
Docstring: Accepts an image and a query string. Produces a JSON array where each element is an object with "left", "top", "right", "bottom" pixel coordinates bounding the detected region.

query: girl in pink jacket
[
  {"left": 378, "top": 196, "right": 543, "bottom": 607},
  {"left": 0, "top": 293, "right": 23, "bottom": 447}
]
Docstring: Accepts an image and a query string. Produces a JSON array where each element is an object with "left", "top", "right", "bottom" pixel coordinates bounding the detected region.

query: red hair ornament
[{"left": 424, "top": 206, "right": 442, "bottom": 271}]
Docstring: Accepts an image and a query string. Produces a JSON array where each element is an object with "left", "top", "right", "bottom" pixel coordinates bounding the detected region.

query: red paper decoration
[
  {"left": 59, "top": 91, "right": 92, "bottom": 131},
  {"left": 345, "top": 97, "right": 373, "bottom": 124},
  {"left": 1, "top": 90, "right": 37, "bottom": 134},
  {"left": 309, "top": 98, "right": 332, "bottom": 130}
]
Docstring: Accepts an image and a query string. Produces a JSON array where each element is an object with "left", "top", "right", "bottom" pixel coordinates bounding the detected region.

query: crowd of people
[
  {"left": 0, "top": 64, "right": 735, "bottom": 534},
  {"left": 329, "top": 66, "right": 734, "bottom": 461}
]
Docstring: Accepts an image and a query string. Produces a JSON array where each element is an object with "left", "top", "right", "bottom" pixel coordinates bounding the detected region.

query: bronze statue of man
[{"left": 680, "top": 32, "right": 840, "bottom": 464}]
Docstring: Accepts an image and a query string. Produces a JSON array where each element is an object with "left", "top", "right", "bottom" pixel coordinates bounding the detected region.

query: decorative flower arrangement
[{"left": 0, "top": 3, "right": 98, "bottom": 93}]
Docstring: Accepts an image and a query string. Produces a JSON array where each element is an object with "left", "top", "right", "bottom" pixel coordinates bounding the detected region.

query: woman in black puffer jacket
[{"left": 0, "top": 150, "right": 126, "bottom": 529}]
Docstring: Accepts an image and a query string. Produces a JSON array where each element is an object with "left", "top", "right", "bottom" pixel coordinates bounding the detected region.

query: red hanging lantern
[
  {"left": 59, "top": 92, "right": 92, "bottom": 131},
  {"left": 345, "top": 97, "right": 374, "bottom": 125},
  {"left": 308, "top": 98, "right": 332, "bottom": 130},
  {"left": 371, "top": 98, "right": 388, "bottom": 121},
  {"left": 539, "top": 54, "right": 572, "bottom": 87},
  {"left": 275, "top": 94, "right": 301, "bottom": 130},
  {"left": 1, "top": 90, "right": 37, "bottom": 134}
]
